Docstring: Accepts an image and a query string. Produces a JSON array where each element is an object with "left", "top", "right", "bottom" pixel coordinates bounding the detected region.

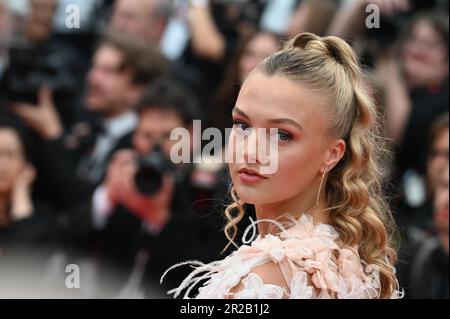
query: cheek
[
  {"left": 125, "top": 21, "right": 138, "bottom": 33},
  {"left": 405, "top": 49, "right": 446, "bottom": 75},
  {"left": 110, "top": 79, "right": 127, "bottom": 94},
  {"left": 230, "top": 143, "right": 323, "bottom": 205},
  {"left": 429, "top": 158, "right": 448, "bottom": 178},
  {"left": 435, "top": 190, "right": 449, "bottom": 222},
  {"left": 133, "top": 134, "right": 150, "bottom": 154},
  {"left": 100, "top": 75, "right": 123, "bottom": 96},
  {"left": 0, "top": 161, "right": 22, "bottom": 186},
  {"left": 269, "top": 150, "right": 320, "bottom": 194},
  {"left": 164, "top": 140, "right": 178, "bottom": 159},
  {"left": 428, "top": 159, "right": 440, "bottom": 175},
  {"left": 226, "top": 131, "right": 238, "bottom": 165},
  {"left": 437, "top": 187, "right": 449, "bottom": 206},
  {"left": 94, "top": 78, "right": 113, "bottom": 97},
  {"left": 228, "top": 159, "right": 239, "bottom": 182},
  {"left": 428, "top": 47, "right": 448, "bottom": 65},
  {"left": 9, "top": 160, "right": 23, "bottom": 176},
  {"left": 135, "top": 20, "right": 149, "bottom": 34}
]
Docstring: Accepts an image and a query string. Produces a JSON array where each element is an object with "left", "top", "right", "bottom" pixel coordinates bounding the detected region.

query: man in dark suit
[{"left": 91, "top": 78, "right": 231, "bottom": 298}]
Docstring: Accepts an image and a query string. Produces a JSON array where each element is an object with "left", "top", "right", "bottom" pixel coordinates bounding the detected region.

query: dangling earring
[{"left": 316, "top": 168, "right": 328, "bottom": 206}]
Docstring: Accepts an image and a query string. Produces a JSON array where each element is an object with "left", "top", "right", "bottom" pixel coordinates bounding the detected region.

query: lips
[
  {"left": 237, "top": 167, "right": 267, "bottom": 184},
  {"left": 406, "top": 51, "right": 431, "bottom": 65}
]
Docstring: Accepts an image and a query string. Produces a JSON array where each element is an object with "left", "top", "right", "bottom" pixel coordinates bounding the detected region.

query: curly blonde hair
[{"left": 223, "top": 33, "right": 399, "bottom": 298}]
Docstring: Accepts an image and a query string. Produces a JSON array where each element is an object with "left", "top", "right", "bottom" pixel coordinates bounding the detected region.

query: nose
[
  {"left": 244, "top": 128, "right": 259, "bottom": 165},
  {"left": 87, "top": 69, "right": 95, "bottom": 85},
  {"left": 87, "top": 68, "right": 101, "bottom": 88},
  {"left": 0, "top": 159, "right": 12, "bottom": 177}
]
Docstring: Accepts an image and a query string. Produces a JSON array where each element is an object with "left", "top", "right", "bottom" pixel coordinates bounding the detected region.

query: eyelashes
[
  {"left": 232, "top": 119, "right": 249, "bottom": 132},
  {"left": 232, "top": 119, "right": 293, "bottom": 142}
]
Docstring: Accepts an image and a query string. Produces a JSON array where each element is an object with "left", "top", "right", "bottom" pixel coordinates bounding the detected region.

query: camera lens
[
  {"left": 135, "top": 166, "right": 164, "bottom": 195},
  {"left": 134, "top": 143, "right": 174, "bottom": 195}
]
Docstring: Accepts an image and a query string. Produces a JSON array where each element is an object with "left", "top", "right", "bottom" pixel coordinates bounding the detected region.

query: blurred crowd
[{"left": 0, "top": 0, "right": 448, "bottom": 298}]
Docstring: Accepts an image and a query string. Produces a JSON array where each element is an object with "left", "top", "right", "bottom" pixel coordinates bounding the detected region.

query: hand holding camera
[{"left": 104, "top": 149, "right": 175, "bottom": 229}]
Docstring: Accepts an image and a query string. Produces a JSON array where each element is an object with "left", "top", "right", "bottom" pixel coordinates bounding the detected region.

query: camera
[
  {"left": 0, "top": 42, "right": 78, "bottom": 104},
  {"left": 135, "top": 144, "right": 176, "bottom": 195}
]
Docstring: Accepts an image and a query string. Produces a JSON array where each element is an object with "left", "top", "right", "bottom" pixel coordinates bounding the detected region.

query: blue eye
[{"left": 277, "top": 131, "right": 292, "bottom": 142}]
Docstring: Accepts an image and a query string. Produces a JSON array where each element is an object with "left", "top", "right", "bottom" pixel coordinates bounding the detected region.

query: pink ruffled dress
[{"left": 161, "top": 214, "right": 404, "bottom": 299}]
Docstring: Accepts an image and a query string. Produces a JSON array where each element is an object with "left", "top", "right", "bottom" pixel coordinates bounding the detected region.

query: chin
[
  {"left": 0, "top": 185, "right": 10, "bottom": 194},
  {"left": 234, "top": 183, "right": 274, "bottom": 205},
  {"left": 86, "top": 99, "right": 103, "bottom": 113}
]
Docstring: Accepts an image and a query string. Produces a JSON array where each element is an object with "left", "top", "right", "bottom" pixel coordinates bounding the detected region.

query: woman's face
[
  {"left": 238, "top": 33, "right": 279, "bottom": 83},
  {"left": 228, "top": 71, "right": 345, "bottom": 205},
  {"left": 0, "top": 129, "right": 26, "bottom": 194},
  {"left": 401, "top": 19, "right": 449, "bottom": 87}
]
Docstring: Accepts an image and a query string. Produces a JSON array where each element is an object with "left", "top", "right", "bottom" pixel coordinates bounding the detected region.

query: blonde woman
[{"left": 162, "top": 33, "right": 403, "bottom": 299}]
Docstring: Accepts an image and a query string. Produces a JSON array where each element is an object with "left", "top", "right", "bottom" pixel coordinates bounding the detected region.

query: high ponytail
[{"left": 223, "top": 33, "right": 400, "bottom": 298}]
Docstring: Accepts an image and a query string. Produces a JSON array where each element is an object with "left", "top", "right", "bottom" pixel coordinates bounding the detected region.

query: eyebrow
[{"left": 232, "top": 107, "right": 304, "bottom": 132}]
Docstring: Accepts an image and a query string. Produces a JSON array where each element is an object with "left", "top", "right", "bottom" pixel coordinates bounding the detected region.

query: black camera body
[
  {"left": 134, "top": 144, "right": 176, "bottom": 195},
  {"left": 0, "top": 42, "right": 78, "bottom": 104}
]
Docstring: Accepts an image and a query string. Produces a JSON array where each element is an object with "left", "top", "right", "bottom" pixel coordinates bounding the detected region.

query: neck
[
  {"left": 102, "top": 108, "right": 130, "bottom": 120},
  {"left": 254, "top": 176, "right": 330, "bottom": 236}
]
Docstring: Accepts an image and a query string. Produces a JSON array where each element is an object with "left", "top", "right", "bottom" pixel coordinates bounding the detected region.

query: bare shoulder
[{"left": 229, "top": 261, "right": 289, "bottom": 298}]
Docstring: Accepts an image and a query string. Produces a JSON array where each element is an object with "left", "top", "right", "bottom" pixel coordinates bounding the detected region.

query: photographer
[
  {"left": 11, "top": 32, "right": 166, "bottom": 210},
  {"left": 1, "top": 0, "right": 87, "bottom": 129},
  {"left": 92, "top": 78, "right": 227, "bottom": 297}
]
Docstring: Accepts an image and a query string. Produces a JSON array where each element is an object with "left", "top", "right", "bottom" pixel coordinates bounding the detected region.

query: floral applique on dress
[{"left": 161, "top": 214, "right": 404, "bottom": 299}]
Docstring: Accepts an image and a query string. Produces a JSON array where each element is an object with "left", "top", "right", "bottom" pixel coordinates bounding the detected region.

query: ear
[{"left": 321, "top": 139, "right": 346, "bottom": 173}]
